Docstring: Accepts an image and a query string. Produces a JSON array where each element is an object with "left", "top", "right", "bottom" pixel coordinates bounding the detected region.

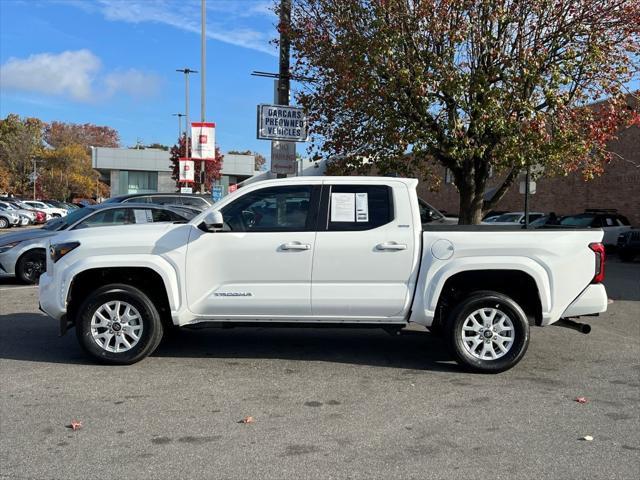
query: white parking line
[{"left": 0, "top": 286, "right": 38, "bottom": 291}]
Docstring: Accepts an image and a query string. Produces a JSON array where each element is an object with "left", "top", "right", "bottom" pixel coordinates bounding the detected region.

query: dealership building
[{"left": 91, "top": 147, "right": 259, "bottom": 198}]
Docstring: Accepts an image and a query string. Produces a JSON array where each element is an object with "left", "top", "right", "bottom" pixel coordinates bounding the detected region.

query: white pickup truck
[{"left": 39, "top": 177, "right": 608, "bottom": 372}]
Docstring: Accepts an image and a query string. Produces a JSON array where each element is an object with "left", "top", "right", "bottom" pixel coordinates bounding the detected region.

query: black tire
[
  {"left": 0, "top": 217, "right": 8, "bottom": 229},
  {"left": 446, "top": 290, "right": 530, "bottom": 373},
  {"left": 75, "top": 284, "right": 164, "bottom": 365},
  {"left": 16, "top": 249, "right": 46, "bottom": 284}
]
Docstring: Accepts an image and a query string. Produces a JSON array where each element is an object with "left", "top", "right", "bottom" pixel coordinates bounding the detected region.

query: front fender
[{"left": 61, "top": 255, "right": 182, "bottom": 311}]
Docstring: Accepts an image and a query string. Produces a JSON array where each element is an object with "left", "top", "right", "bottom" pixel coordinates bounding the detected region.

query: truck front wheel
[
  {"left": 75, "top": 284, "right": 164, "bottom": 365},
  {"left": 446, "top": 291, "right": 529, "bottom": 373}
]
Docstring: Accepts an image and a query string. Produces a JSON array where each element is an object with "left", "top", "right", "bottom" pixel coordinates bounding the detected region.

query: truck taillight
[{"left": 589, "top": 242, "right": 606, "bottom": 283}]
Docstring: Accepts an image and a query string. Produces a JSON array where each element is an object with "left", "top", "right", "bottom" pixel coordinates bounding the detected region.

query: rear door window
[{"left": 326, "top": 185, "right": 394, "bottom": 231}]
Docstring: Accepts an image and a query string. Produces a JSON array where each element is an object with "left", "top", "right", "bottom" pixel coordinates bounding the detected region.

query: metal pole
[
  {"left": 524, "top": 166, "right": 531, "bottom": 228},
  {"left": 32, "top": 158, "right": 36, "bottom": 200},
  {"left": 185, "top": 72, "right": 190, "bottom": 157},
  {"left": 200, "top": 0, "right": 206, "bottom": 192},
  {"left": 276, "top": 0, "right": 292, "bottom": 178},
  {"left": 176, "top": 69, "right": 197, "bottom": 158},
  {"left": 278, "top": 0, "right": 291, "bottom": 106},
  {"left": 172, "top": 113, "right": 184, "bottom": 140}
]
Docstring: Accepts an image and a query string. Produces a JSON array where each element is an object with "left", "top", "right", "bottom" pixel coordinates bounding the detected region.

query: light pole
[
  {"left": 201, "top": 0, "right": 207, "bottom": 193},
  {"left": 32, "top": 158, "right": 37, "bottom": 200},
  {"left": 172, "top": 113, "right": 185, "bottom": 140},
  {"left": 176, "top": 68, "right": 198, "bottom": 158}
]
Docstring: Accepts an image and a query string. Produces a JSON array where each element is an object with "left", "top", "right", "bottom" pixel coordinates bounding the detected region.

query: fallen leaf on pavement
[
  {"left": 68, "top": 420, "right": 82, "bottom": 431},
  {"left": 575, "top": 397, "right": 588, "bottom": 404},
  {"left": 238, "top": 416, "right": 255, "bottom": 424}
]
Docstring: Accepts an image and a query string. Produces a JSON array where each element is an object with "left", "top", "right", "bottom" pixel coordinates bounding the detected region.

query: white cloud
[
  {"left": 0, "top": 49, "right": 161, "bottom": 103},
  {"left": 0, "top": 50, "right": 100, "bottom": 101},
  {"left": 58, "top": 0, "right": 277, "bottom": 56}
]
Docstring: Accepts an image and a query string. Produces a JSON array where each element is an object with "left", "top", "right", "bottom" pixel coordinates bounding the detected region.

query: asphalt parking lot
[{"left": 0, "top": 258, "right": 638, "bottom": 479}]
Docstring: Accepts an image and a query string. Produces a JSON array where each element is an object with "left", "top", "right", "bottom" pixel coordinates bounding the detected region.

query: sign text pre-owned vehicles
[{"left": 39, "top": 178, "right": 608, "bottom": 372}]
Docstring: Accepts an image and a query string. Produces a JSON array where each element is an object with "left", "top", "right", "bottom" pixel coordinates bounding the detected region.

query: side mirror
[{"left": 201, "top": 210, "right": 224, "bottom": 232}]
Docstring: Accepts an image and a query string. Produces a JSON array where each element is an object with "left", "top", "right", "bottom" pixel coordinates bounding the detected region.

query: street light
[
  {"left": 176, "top": 68, "right": 198, "bottom": 157},
  {"left": 172, "top": 113, "right": 185, "bottom": 140}
]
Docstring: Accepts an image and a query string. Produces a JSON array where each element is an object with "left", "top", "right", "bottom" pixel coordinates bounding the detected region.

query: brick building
[{"left": 418, "top": 121, "right": 640, "bottom": 226}]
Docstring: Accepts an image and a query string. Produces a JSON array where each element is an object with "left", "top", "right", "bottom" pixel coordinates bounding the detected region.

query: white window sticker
[
  {"left": 330, "top": 193, "right": 355, "bottom": 222},
  {"left": 133, "top": 209, "right": 150, "bottom": 224},
  {"left": 355, "top": 192, "right": 369, "bottom": 222}
]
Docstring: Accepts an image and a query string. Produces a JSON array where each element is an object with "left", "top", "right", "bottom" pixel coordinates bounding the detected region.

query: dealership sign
[
  {"left": 191, "top": 122, "right": 216, "bottom": 159},
  {"left": 257, "top": 104, "right": 307, "bottom": 142},
  {"left": 179, "top": 158, "right": 194, "bottom": 183}
]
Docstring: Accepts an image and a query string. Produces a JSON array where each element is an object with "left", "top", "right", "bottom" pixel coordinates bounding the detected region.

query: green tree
[
  {"left": 0, "top": 114, "right": 45, "bottom": 196},
  {"left": 288, "top": 0, "right": 640, "bottom": 223}
]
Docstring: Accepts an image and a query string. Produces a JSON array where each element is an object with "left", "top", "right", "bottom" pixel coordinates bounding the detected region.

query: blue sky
[{"left": 0, "top": 0, "right": 281, "bottom": 162}]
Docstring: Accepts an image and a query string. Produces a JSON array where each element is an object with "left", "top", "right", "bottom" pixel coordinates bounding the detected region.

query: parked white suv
[
  {"left": 23, "top": 201, "right": 67, "bottom": 219},
  {"left": 39, "top": 177, "right": 608, "bottom": 372}
]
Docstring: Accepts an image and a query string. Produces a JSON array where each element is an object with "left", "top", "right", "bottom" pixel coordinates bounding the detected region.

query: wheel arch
[
  {"left": 67, "top": 266, "right": 174, "bottom": 330},
  {"left": 431, "top": 268, "right": 546, "bottom": 331}
]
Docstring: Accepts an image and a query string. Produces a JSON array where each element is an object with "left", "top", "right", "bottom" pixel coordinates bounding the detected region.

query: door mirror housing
[{"left": 200, "top": 210, "right": 224, "bottom": 232}]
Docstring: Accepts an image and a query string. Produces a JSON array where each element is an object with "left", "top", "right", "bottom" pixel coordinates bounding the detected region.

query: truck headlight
[
  {"left": 49, "top": 241, "right": 80, "bottom": 263},
  {"left": 0, "top": 241, "right": 21, "bottom": 253}
]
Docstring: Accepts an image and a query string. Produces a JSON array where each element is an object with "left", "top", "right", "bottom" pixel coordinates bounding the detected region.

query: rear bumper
[{"left": 561, "top": 284, "right": 608, "bottom": 318}]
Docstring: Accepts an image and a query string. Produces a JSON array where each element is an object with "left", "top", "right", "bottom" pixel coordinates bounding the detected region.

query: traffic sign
[
  {"left": 270, "top": 141, "right": 297, "bottom": 175},
  {"left": 212, "top": 185, "right": 224, "bottom": 202}
]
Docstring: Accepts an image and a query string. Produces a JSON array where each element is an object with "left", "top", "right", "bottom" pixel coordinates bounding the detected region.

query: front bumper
[
  {"left": 561, "top": 284, "right": 608, "bottom": 318},
  {"left": 39, "top": 271, "right": 66, "bottom": 321}
]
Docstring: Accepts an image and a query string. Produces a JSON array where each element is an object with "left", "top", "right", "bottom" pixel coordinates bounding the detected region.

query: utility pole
[
  {"left": 524, "top": 165, "right": 531, "bottom": 228},
  {"left": 176, "top": 68, "right": 197, "bottom": 158},
  {"left": 278, "top": 0, "right": 291, "bottom": 106},
  {"left": 200, "top": 0, "right": 207, "bottom": 193},
  {"left": 276, "top": 0, "right": 292, "bottom": 178},
  {"left": 172, "top": 113, "right": 185, "bottom": 140},
  {"left": 32, "top": 158, "right": 37, "bottom": 200}
]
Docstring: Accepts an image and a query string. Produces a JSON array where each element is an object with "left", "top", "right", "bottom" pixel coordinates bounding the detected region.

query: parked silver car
[
  {"left": 0, "top": 206, "right": 21, "bottom": 229},
  {"left": 0, "top": 203, "right": 193, "bottom": 283}
]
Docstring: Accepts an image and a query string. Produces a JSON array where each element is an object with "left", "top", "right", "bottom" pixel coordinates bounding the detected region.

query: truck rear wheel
[
  {"left": 75, "top": 284, "right": 164, "bottom": 365},
  {"left": 446, "top": 291, "right": 529, "bottom": 373}
]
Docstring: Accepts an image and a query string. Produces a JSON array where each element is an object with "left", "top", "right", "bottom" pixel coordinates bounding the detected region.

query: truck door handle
[
  {"left": 376, "top": 242, "right": 407, "bottom": 251},
  {"left": 281, "top": 242, "right": 311, "bottom": 251}
]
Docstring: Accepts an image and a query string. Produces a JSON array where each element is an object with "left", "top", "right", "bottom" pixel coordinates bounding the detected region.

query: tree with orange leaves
[{"left": 288, "top": 0, "right": 640, "bottom": 223}]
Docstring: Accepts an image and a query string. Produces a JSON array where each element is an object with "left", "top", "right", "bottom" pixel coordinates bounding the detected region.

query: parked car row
[
  {"left": 480, "top": 208, "right": 633, "bottom": 247},
  {"left": 0, "top": 202, "right": 198, "bottom": 283},
  {"left": 0, "top": 197, "right": 83, "bottom": 229}
]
